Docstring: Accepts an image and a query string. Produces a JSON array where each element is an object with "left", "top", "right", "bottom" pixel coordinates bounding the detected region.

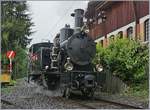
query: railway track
[
  {"left": 68, "top": 99, "right": 97, "bottom": 109},
  {"left": 23, "top": 79, "right": 145, "bottom": 109},
  {"left": 60, "top": 92, "right": 145, "bottom": 109},
  {"left": 1, "top": 96, "right": 144, "bottom": 109},
  {"left": 26, "top": 80, "right": 144, "bottom": 109},
  {"left": 1, "top": 99, "right": 24, "bottom": 109},
  {"left": 2, "top": 79, "right": 146, "bottom": 109},
  {"left": 69, "top": 98, "right": 144, "bottom": 109},
  {"left": 52, "top": 96, "right": 143, "bottom": 109},
  {"left": 94, "top": 97, "right": 144, "bottom": 109},
  {"left": 51, "top": 96, "right": 96, "bottom": 109}
]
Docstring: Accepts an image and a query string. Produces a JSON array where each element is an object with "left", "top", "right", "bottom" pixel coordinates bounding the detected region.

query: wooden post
[{"left": 9, "top": 58, "right": 12, "bottom": 73}]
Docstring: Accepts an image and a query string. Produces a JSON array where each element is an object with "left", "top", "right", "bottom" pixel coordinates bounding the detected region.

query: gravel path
[
  {"left": 95, "top": 92, "right": 149, "bottom": 108},
  {"left": 1, "top": 78, "right": 86, "bottom": 109},
  {"left": 1, "top": 78, "right": 149, "bottom": 109}
]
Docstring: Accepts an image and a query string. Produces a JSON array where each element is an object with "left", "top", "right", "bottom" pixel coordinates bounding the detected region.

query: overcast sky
[{"left": 27, "top": 1, "right": 89, "bottom": 46}]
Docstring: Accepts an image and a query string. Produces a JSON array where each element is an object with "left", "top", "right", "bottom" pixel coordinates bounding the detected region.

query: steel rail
[
  {"left": 94, "top": 97, "right": 144, "bottom": 109},
  {"left": 54, "top": 96, "right": 96, "bottom": 109},
  {"left": 55, "top": 95, "right": 144, "bottom": 109},
  {"left": 24, "top": 79, "right": 144, "bottom": 109},
  {"left": 1, "top": 99, "right": 24, "bottom": 109},
  {"left": 68, "top": 99, "right": 96, "bottom": 109}
]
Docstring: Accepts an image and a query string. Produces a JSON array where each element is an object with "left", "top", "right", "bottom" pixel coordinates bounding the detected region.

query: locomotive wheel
[
  {"left": 42, "top": 74, "right": 48, "bottom": 89},
  {"left": 48, "top": 77, "right": 60, "bottom": 90},
  {"left": 82, "top": 88, "right": 94, "bottom": 98},
  {"left": 28, "top": 75, "right": 35, "bottom": 82},
  {"left": 64, "top": 88, "right": 71, "bottom": 99},
  {"left": 42, "top": 74, "right": 61, "bottom": 90},
  {"left": 60, "top": 87, "right": 65, "bottom": 97},
  {"left": 27, "top": 75, "right": 30, "bottom": 83}
]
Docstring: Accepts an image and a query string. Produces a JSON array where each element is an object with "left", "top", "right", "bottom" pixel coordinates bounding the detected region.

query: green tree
[
  {"left": 1, "top": 1, "right": 34, "bottom": 79},
  {"left": 13, "top": 45, "right": 28, "bottom": 78},
  {"left": 94, "top": 38, "right": 149, "bottom": 84},
  {"left": 1, "top": 1, "right": 34, "bottom": 52}
]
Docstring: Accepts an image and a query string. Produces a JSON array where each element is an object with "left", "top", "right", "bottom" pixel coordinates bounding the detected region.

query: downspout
[{"left": 132, "top": 1, "right": 138, "bottom": 40}]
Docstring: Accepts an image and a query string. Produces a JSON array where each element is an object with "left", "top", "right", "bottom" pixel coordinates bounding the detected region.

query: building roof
[
  {"left": 95, "top": 1, "right": 113, "bottom": 10},
  {"left": 85, "top": 1, "right": 113, "bottom": 18}
]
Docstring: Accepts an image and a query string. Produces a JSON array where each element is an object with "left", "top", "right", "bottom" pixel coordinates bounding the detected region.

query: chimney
[{"left": 71, "top": 9, "right": 84, "bottom": 28}]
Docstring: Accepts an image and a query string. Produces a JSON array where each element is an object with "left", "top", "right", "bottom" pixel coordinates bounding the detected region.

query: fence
[{"left": 97, "top": 67, "right": 127, "bottom": 94}]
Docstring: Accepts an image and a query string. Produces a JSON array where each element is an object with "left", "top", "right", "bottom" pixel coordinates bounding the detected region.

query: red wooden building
[{"left": 85, "top": 1, "right": 149, "bottom": 47}]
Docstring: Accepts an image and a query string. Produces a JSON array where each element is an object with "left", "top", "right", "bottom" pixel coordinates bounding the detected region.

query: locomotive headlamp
[
  {"left": 85, "top": 29, "right": 89, "bottom": 33},
  {"left": 96, "top": 64, "right": 103, "bottom": 72},
  {"left": 45, "top": 65, "right": 49, "bottom": 70},
  {"left": 64, "top": 57, "right": 73, "bottom": 71}
]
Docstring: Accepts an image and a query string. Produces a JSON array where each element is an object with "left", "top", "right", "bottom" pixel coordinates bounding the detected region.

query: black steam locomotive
[{"left": 28, "top": 9, "right": 102, "bottom": 98}]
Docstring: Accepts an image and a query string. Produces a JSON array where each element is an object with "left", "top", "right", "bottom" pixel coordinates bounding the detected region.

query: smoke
[{"left": 35, "top": 86, "right": 62, "bottom": 97}]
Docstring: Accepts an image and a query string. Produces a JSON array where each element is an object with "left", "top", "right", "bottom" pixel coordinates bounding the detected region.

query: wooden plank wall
[
  {"left": 86, "top": 1, "right": 149, "bottom": 39},
  {"left": 105, "top": 70, "right": 127, "bottom": 94},
  {"left": 98, "top": 68, "right": 127, "bottom": 94}
]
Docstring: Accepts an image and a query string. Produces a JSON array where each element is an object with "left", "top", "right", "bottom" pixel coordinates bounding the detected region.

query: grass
[
  {"left": 10, "top": 79, "right": 17, "bottom": 85},
  {"left": 1, "top": 79, "right": 17, "bottom": 94},
  {"left": 1, "top": 86, "right": 13, "bottom": 94},
  {"left": 122, "top": 80, "right": 149, "bottom": 101}
]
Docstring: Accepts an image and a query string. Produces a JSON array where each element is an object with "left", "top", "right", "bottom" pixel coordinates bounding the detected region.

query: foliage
[
  {"left": 13, "top": 45, "right": 28, "bottom": 78},
  {"left": 1, "top": 1, "right": 34, "bottom": 79},
  {"left": 1, "top": 1, "right": 34, "bottom": 52},
  {"left": 1, "top": 86, "right": 12, "bottom": 94},
  {"left": 10, "top": 79, "right": 17, "bottom": 85},
  {"left": 94, "top": 37, "right": 149, "bottom": 84},
  {"left": 122, "top": 80, "right": 149, "bottom": 100},
  {"left": 1, "top": 80, "right": 17, "bottom": 94}
]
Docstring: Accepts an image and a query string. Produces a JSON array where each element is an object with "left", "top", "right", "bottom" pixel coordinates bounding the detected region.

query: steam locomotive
[{"left": 28, "top": 9, "right": 103, "bottom": 98}]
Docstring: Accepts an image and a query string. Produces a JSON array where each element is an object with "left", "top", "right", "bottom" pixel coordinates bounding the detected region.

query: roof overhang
[{"left": 95, "top": 1, "right": 114, "bottom": 11}]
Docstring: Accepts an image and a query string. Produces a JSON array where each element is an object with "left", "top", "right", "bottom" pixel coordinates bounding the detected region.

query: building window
[
  {"left": 110, "top": 35, "right": 115, "bottom": 40},
  {"left": 127, "top": 27, "right": 133, "bottom": 39},
  {"left": 144, "top": 19, "right": 149, "bottom": 41},
  {"left": 118, "top": 31, "right": 123, "bottom": 38},
  {"left": 100, "top": 40, "right": 103, "bottom": 46},
  {"left": 98, "top": 18, "right": 102, "bottom": 24}
]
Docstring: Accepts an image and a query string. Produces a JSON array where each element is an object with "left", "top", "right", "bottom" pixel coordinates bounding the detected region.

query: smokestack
[{"left": 71, "top": 9, "right": 84, "bottom": 28}]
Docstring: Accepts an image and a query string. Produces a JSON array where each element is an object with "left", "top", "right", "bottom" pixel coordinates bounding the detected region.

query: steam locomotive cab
[{"left": 28, "top": 42, "right": 53, "bottom": 82}]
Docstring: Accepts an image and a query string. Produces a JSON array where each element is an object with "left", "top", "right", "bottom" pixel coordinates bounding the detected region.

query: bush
[
  {"left": 94, "top": 37, "right": 149, "bottom": 84},
  {"left": 13, "top": 45, "right": 28, "bottom": 79}
]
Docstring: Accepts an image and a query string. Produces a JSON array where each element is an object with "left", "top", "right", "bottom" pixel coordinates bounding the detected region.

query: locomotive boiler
[{"left": 28, "top": 9, "right": 102, "bottom": 98}]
